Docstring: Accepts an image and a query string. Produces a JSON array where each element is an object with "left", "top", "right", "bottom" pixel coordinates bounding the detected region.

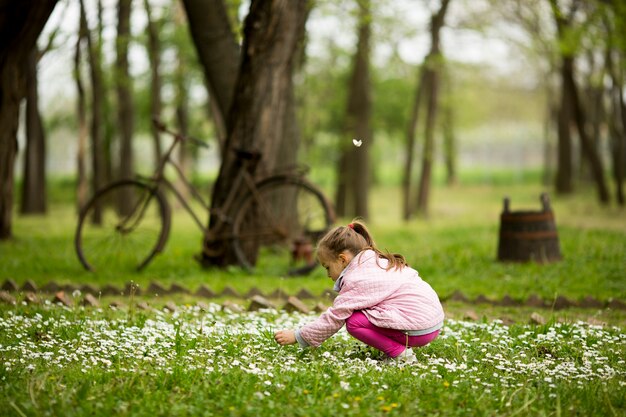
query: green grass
[{"left": 2, "top": 183, "right": 624, "bottom": 302}]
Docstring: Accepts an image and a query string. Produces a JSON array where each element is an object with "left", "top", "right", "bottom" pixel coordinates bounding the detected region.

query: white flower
[{"left": 352, "top": 139, "right": 362, "bottom": 147}]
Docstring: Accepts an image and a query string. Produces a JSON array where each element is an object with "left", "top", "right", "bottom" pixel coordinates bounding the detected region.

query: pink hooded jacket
[{"left": 297, "top": 250, "right": 445, "bottom": 348}]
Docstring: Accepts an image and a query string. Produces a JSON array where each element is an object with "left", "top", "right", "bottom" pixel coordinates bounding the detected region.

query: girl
[{"left": 274, "top": 221, "right": 444, "bottom": 363}]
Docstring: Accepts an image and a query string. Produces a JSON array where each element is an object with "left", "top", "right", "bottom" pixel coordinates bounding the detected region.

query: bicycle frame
[{"left": 146, "top": 123, "right": 262, "bottom": 242}]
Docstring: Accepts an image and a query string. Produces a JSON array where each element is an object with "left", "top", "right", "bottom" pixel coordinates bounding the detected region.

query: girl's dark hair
[{"left": 316, "top": 219, "right": 407, "bottom": 270}]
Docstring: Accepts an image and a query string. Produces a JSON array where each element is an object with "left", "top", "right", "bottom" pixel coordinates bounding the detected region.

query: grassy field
[
  {"left": 2, "top": 182, "right": 624, "bottom": 302},
  {"left": 1, "top": 181, "right": 625, "bottom": 416}
]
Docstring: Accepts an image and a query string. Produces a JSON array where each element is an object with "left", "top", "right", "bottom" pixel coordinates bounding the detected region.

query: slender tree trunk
[
  {"left": 402, "top": 66, "right": 425, "bottom": 220},
  {"left": 98, "top": 0, "right": 114, "bottom": 187},
  {"left": 0, "top": 0, "right": 58, "bottom": 239},
  {"left": 116, "top": 0, "right": 134, "bottom": 180},
  {"left": 80, "top": 0, "right": 106, "bottom": 222},
  {"left": 175, "top": 45, "right": 191, "bottom": 205},
  {"left": 201, "top": 0, "right": 309, "bottom": 267},
  {"left": 116, "top": 0, "right": 135, "bottom": 217},
  {"left": 555, "top": 56, "right": 575, "bottom": 194},
  {"left": 415, "top": 68, "right": 440, "bottom": 216},
  {"left": 340, "top": 0, "right": 371, "bottom": 220},
  {"left": 75, "top": 6, "right": 89, "bottom": 211},
  {"left": 567, "top": 65, "right": 610, "bottom": 203},
  {"left": 415, "top": 0, "right": 450, "bottom": 217},
  {"left": 605, "top": 35, "right": 625, "bottom": 205},
  {"left": 441, "top": 92, "right": 456, "bottom": 186},
  {"left": 144, "top": 0, "right": 162, "bottom": 164},
  {"left": 20, "top": 47, "right": 47, "bottom": 214},
  {"left": 334, "top": 152, "right": 351, "bottom": 218}
]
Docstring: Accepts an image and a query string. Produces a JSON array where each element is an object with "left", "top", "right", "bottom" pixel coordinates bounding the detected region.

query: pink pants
[{"left": 345, "top": 311, "right": 440, "bottom": 358}]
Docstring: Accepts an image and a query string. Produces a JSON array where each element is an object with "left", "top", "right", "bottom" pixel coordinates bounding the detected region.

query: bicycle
[{"left": 74, "top": 118, "right": 335, "bottom": 275}]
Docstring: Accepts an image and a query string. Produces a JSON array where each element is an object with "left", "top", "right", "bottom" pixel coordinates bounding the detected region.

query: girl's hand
[{"left": 274, "top": 329, "right": 296, "bottom": 345}]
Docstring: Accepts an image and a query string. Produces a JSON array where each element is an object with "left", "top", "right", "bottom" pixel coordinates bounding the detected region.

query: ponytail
[{"left": 318, "top": 219, "right": 407, "bottom": 270}]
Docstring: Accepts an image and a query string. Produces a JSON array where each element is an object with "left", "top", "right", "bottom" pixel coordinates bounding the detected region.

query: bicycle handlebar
[{"left": 152, "top": 116, "right": 209, "bottom": 149}]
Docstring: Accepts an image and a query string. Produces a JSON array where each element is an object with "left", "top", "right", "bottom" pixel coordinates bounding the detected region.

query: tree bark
[
  {"left": 174, "top": 43, "right": 191, "bottom": 205},
  {"left": 554, "top": 55, "right": 574, "bottom": 194},
  {"left": 441, "top": 73, "right": 457, "bottom": 187},
  {"left": 415, "top": 0, "right": 450, "bottom": 217},
  {"left": 551, "top": 0, "right": 609, "bottom": 203},
  {"left": 116, "top": 0, "right": 135, "bottom": 216},
  {"left": 604, "top": 21, "right": 625, "bottom": 205},
  {"left": 567, "top": 65, "right": 610, "bottom": 203},
  {"left": 144, "top": 0, "right": 162, "bottom": 163},
  {"left": 75, "top": 5, "right": 89, "bottom": 212},
  {"left": 181, "top": 0, "right": 239, "bottom": 142},
  {"left": 0, "top": 0, "right": 58, "bottom": 239},
  {"left": 201, "top": 0, "right": 309, "bottom": 267},
  {"left": 334, "top": 0, "right": 371, "bottom": 220},
  {"left": 116, "top": 0, "right": 134, "bottom": 177},
  {"left": 20, "top": 47, "right": 47, "bottom": 214},
  {"left": 402, "top": 66, "right": 425, "bottom": 220},
  {"left": 79, "top": 0, "right": 106, "bottom": 221},
  {"left": 343, "top": 0, "right": 372, "bottom": 220}
]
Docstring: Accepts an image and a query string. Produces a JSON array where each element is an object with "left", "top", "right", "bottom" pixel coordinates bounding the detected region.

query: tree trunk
[
  {"left": 20, "top": 47, "right": 47, "bottom": 214},
  {"left": 415, "top": 0, "right": 450, "bottom": 217},
  {"left": 415, "top": 68, "right": 440, "bottom": 216},
  {"left": 75, "top": 6, "right": 89, "bottom": 211},
  {"left": 144, "top": 0, "right": 162, "bottom": 163},
  {"left": 181, "top": 0, "right": 239, "bottom": 141},
  {"left": 116, "top": 0, "right": 135, "bottom": 216},
  {"left": 441, "top": 81, "right": 456, "bottom": 187},
  {"left": 555, "top": 56, "right": 574, "bottom": 194},
  {"left": 175, "top": 45, "right": 191, "bottom": 205},
  {"left": 402, "top": 66, "right": 425, "bottom": 220},
  {"left": 80, "top": 0, "right": 106, "bottom": 222},
  {"left": 116, "top": 0, "right": 134, "bottom": 176},
  {"left": 0, "top": 0, "right": 58, "bottom": 239},
  {"left": 201, "top": 0, "right": 309, "bottom": 267},
  {"left": 336, "top": 0, "right": 372, "bottom": 220},
  {"left": 567, "top": 65, "right": 610, "bottom": 203},
  {"left": 605, "top": 28, "right": 625, "bottom": 206}
]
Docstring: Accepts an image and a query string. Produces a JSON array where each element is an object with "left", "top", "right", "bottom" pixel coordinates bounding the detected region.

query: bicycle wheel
[
  {"left": 75, "top": 180, "right": 171, "bottom": 273},
  {"left": 231, "top": 175, "right": 334, "bottom": 275}
]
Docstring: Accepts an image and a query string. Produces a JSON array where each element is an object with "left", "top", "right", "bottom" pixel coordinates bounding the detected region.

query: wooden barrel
[{"left": 497, "top": 193, "right": 562, "bottom": 263}]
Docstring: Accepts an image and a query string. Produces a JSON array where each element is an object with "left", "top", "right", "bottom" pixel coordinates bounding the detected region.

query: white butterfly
[{"left": 352, "top": 139, "right": 362, "bottom": 147}]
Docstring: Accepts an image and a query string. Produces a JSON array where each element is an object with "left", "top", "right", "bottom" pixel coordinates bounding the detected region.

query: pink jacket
[{"left": 297, "top": 250, "right": 445, "bottom": 347}]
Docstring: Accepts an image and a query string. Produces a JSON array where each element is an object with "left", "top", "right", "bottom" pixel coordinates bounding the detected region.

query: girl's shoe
[{"left": 383, "top": 348, "right": 416, "bottom": 365}]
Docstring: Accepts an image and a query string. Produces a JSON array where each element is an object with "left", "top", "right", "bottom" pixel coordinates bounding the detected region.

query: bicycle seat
[{"left": 234, "top": 148, "right": 262, "bottom": 161}]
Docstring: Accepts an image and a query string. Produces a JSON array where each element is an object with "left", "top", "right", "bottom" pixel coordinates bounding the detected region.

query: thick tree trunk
[
  {"left": 201, "top": 0, "right": 309, "bottom": 267},
  {"left": 20, "top": 47, "right": 47, "bottom": 214},
  {"left": 181, "top": 0, "right": 239, "bottom": 139},
  {"left": 0, "top": 0, "right": 58, "bottom": 239}
]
